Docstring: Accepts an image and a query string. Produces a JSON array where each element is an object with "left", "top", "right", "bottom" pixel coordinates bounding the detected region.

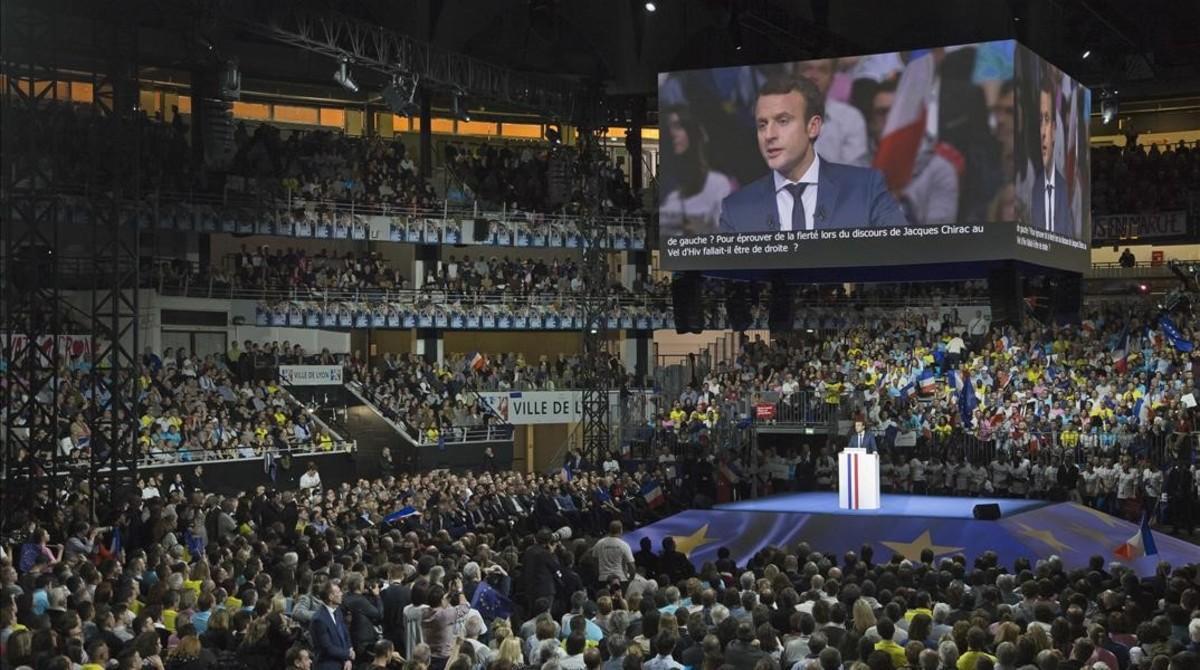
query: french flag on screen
[{"left": 873, "top": 51, "right": 936, "bottom": 192}]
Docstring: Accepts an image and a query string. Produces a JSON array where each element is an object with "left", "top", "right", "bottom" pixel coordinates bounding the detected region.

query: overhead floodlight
[
  {"left": 382, "top": 73, "right": 420, "bottom": 116},
  {"left": 1101, "top": 93, "right": 1118, "bottom": 124},
  {"left": 452, "top": 91, "right": 469, "bottom": 121},
  {"left": 1082, "top": 49, "right": 1091, "bottom": 59},
  {"left": 334, "top": 58, "right": 359, "bottom": 93},
  {"left": 644, "top": 2, "right": 656, "bottom": 11}
]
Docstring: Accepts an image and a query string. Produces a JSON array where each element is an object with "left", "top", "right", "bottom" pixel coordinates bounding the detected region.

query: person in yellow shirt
[
  {"left": 317, "top": 430, "right": 334, "bottom": 451},
  {"left": 956, "top": 628, "right": 997, "bottom": 670},
  {"left": 874, "top": 619, "right": 908, "bottom": 669}
]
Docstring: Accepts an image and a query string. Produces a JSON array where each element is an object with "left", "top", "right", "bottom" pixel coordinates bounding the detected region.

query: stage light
[
  {"left": 644, "top": 1, "right": 656, "bottom": 11},
  {"left": 1082, "top": 49, "right": 1091, "bottom": 59},
  {"left": 1101, "top": 95, "right": 1118, "bottom": 124},
  {"left": 452, "top": 92, "right": 469, "bottom": 121},
  {"left": 546, "top": 123, "right": 562, "bottom": 144},
  {"left": 334, "top": 59, "right": 358, "bottom": 93}
]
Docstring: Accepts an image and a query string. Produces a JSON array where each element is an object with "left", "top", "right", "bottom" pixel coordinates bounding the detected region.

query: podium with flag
[{"left": 838, "top": 448, "right": 880, "bottom": 510}]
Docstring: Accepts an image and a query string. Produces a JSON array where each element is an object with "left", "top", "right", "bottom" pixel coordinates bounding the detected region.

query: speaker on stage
[
  {"left": 473, "top": 218, "right": 490, "bottom": 242},
  {"left": 988, "top": 265, "right": 1022, "bottom": 327},
  {"left": 973, "top": 503, "right": 1001, "bottom": 520},
  {"left": 768, "top": 279, "right": 794, "bottom": 333},
  {"left": 726, "top": 283, "right": 753, "bottom": 332},
  {"left": 672, "top": 272, "right": 704, "bottom": 334}
]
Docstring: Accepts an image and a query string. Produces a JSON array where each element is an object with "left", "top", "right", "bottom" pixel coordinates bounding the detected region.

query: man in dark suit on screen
[
  {"left": 718, "top": 75, "right": 906, "bottom": 233},
  {"left": 1029, "top": 78, "right": 1074, "bottom": 237}
]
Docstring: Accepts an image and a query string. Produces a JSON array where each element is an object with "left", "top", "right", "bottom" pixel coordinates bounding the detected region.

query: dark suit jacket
[
  {"left": 381, "top": 582, "right": 411, "bottom": 645},
  {"left": 310, "top": 606, "right": 353, "bottom": 670},
  {"left": 343, "top": 592, "right": 382, "bottom": 654},
  {"left": 718, "top": 160, "right": 906, "bottom": 233},
  {"left": 848, "top": 431, "right": 877, "bottom": 454},
  {"left": 1029, "top": 169, "right": 1074, "bottom": 237}
]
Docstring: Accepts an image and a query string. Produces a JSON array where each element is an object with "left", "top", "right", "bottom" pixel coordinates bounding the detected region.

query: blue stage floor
[
  {"left": 625, "top": 493, "right": 1200, "bottom": 578},
  {"left": 716, "top": 492, "right": 1047, "bottom": 518}
]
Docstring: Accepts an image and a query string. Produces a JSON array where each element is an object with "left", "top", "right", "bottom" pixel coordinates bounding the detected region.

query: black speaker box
[{"left": 972, "top": 503, "right": 1001, "bottom": 520}]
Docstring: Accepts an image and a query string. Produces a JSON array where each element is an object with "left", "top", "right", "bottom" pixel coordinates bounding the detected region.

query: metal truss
[
  {"left": 238, "top": 7, "right": 583, "bottom": 120},
  {"left": 578, "top": 129, "right": 615, "bottom": 465},
  {"left": 85, "top": 4, "right": 143, "bottom": 519},
  {"left": 0, "top": 0, "right": 70, "bottom": 534}
]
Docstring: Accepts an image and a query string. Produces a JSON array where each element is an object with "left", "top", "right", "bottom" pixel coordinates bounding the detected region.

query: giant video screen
[{"left": 657, "top": 40, "right": 1090, "bottom": 272}]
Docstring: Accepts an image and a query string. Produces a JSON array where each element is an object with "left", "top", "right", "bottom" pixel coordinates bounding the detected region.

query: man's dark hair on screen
[
  {"left": 756, "top": 75, "right": 825, "bottom": 124},
  {"left": 1039, "top": 71, "right": 1056, "bottom": 119}
]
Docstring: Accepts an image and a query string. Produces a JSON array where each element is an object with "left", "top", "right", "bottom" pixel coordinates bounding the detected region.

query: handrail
[
  {"left": 344, "top": 382, "right": 420, "bottom": 448},
  {"left": 5, "top": 442, "right": 358, "bottom": 479}
]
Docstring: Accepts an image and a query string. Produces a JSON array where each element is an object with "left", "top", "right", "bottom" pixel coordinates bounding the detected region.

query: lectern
[{"left": 838, "top": 448, "right": 881, "bottom": 510}]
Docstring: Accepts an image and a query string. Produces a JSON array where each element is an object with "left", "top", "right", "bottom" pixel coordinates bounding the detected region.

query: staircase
[{"left": 286, "top": 385, "right": 398, "bottom": 476}]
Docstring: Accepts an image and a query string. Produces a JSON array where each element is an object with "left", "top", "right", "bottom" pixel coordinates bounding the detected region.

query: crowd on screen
[
  {"left": 1092, "top": 141, "right": 1200, "bottom": 217},
  {"left": 3, "top": 446, "right": 1200, "bottom": 670}
]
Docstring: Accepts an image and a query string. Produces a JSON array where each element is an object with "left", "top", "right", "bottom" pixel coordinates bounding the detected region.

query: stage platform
[{"left": 624, "top": 493, "right": 1200, "bottom": 577}]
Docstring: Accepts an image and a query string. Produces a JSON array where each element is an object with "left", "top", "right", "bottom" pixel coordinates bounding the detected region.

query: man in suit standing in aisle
[
  {"left": 311, "top": 581, "right": 355, "bottom": 670},
  {"left": 1029, "top": 77, "right": 1074, "bottom": 237},
  {"left": 847, "top": 419, "right": 877, "bottom": 454},
  {"left": 719, "top": 75, "right": 906, "bottom": 234}
]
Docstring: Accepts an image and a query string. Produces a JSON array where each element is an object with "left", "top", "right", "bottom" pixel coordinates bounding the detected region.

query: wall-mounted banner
[
  {"left": 478, "top": 391, "right": 583, "bottom": 425},
  {"left": 1092, "top": 211, "right": 1188, "bottom": 241},
  {"left": 278, "top": 365, "right": 344, "bottom": 386}
]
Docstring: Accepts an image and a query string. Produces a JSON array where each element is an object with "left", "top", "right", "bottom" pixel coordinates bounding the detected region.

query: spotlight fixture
[
  {"left": 451, "top": 91, "right": 469, "bottom": 121},
  {"left": 1101, "top": 91, "right": 1118, "bottom": 124},
  {"left": 644, "top": 1, "right": 656, "bottom": 10},
  {"left": 545, "top": 123, "right": 562, "bottom": 144},
  {"left": 382, "top": 73, "right": 420, "bottom": 116},
  {"left": 334, "top": 58, "right": 358, "bottom": 93},
  {"left": 1082, "top": 49, "right": 1091, "bottom": 59}
]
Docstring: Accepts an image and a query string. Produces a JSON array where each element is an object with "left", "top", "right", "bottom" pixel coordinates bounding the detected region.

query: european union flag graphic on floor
[{"left": 470, "top": 580, "right": 513, "bottom": 622}]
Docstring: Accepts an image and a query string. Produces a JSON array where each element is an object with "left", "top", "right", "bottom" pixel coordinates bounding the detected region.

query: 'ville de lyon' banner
[
  {"left": 477, "top": 391, "right": 583, "bottom": 424},
  {"left": 1092, "top": 211, "right": 1188, "bottom": 241}
]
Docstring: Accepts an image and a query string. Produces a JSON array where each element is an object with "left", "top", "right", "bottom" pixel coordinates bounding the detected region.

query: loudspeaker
[
  {"left": 671, "top": 272, "right": 704, "bottom": 334},
  {"left": 988, "top": 265, "right": 1022, "bottom": 327},
  {"left": 1051, "top": 272, "right": 1082, "bottom": 325},
  {"left": 972, "top": 503, "right": 1001, "bottom": 520},
  {"left": 725, "top": 283, "right": 753, "bottom": 332},
  {"left": 768, "top": 280, "right": 795, "bottom": 333},
  {"left": 473, "top": 218, "right": 490, "bottom": 242}
]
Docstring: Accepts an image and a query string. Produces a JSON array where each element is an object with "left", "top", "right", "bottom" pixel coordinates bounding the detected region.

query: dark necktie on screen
[
  {"left": 1045, "top": 183, "right": 1054, "bottom": 231},
  {"left": 787, "top": 182, "right": 809, "bottom": 231}
]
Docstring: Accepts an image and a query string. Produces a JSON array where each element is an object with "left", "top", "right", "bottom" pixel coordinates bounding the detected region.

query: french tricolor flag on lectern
[{"left": 839, "top": 448, "right": 881, "bottom": 510}]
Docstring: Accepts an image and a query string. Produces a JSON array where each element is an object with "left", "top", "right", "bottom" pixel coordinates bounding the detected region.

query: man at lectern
[{"left": 848, "top": 419, "right": 877, "bottom": 454}]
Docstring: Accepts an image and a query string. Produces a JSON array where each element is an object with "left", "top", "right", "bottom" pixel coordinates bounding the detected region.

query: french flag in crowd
[
  {"left": 872, "top": 50, "right": 936, "bottom": 192},
  {"left": 1113, "top": 512, "right": 1158, "bottom": 561},
  {"left": 641, "top": 480, "right": 665, "bottom": 509}
]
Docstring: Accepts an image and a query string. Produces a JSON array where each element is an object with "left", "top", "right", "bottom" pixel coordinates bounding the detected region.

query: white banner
[
  {"left": 0, "top": 334, "right": 94, "bottom": 359},
  {"left": 478, "top": 391, "right": 583, "bottom": 425},
  {"left": 278, "top": 365, "right": 344, "bottom": 386},
  {"left": 1093, "top": 211, "right": 1188, "bottom": 241}
]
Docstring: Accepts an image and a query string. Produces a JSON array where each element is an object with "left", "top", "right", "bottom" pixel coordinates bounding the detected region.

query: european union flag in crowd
[
  {"left": 470, "top": 580, "right": 513, "bottom": 622},
  {"left": 384, "top": 506, "right": 421, "bottom": 524},
  {"left": 959, "top": 372, "right": 978, "bottom": 427},
  {"left": 1158, "top": 315, "right": 1194, "bottom": 352}
]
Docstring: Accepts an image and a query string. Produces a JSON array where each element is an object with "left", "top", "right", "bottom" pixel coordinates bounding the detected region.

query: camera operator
[{"left": 63, "top": 520, "right": 104, "bottom": 561}]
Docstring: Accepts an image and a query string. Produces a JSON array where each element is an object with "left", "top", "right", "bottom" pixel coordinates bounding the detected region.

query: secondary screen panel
[{"left": 657, "top": 40, "right": 1089, "bottom": 272}]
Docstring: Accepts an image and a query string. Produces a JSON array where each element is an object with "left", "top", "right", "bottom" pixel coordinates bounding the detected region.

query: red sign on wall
[{"left": 754, "top": 403, "right": 776, "bottom": 420}]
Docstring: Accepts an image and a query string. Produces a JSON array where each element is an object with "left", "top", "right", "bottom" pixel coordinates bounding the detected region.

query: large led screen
[{"left": 657, "top": 41, "right": 1090, "bottom": 272}]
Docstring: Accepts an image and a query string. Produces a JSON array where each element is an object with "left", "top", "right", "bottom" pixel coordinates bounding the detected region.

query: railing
[
  {"left": 814, "top": 426, "right": 1195, "bottom": 470},
  {"left": 5, "top": 442, "right": 357, "bottom": 482},
  {"left": 49, "top": 192, "right": 649, "bottom": 250},
  {"left": 346, "top": 382, "right": 513, "bottom": 447}
]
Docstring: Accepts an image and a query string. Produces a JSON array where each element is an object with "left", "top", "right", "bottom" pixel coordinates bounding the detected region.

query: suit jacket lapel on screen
[{"left": 815, "top": 164, "right": 840, "bottom": 230}]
